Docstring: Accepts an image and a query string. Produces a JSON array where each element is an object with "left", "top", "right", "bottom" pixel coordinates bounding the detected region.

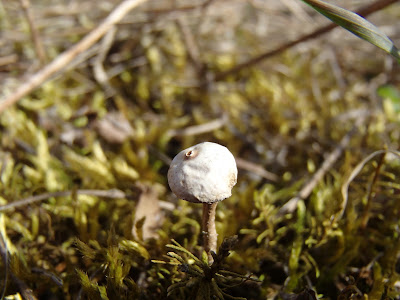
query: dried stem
[
  {"left": 202, "top": 202, "right": 218, "bottom": 265},
  {"left": 360, "top": 152, "right": 385, "bottom": 229},
  {"left": 20, "top": 0, "right": 47, "bottom": 65},
  {"left": 277, "top": 113, "right": 368, "bottom": 216},
  {"left": 0, "top": 0, "right": 147, "bottom": 114},
  {"left": 236, "top": 157, "right": 279, "bottom": 182},
  {"left": 166, "top": 115, "right": 227, "bottom": 138},
  {"left": 176, "top": 16, "right": 205, "bottom": 75},
  {"left": 93, "top": 26, "right": 118, "bottom": 98},
  {"left": 211, "top": 0, "right": 398, "bottom": 83},
  {"left": 0, "top": 189, "right": 126, "bottom": 212}
]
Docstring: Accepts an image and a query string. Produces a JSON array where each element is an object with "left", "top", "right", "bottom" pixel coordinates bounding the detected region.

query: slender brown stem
[{"left": 202, "top": 202, "right": 218, "bottom": 265}]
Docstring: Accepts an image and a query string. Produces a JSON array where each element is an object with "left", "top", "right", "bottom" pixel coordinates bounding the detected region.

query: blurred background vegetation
[{"left": 0, "top": 0, "right": 400, "bottom": 299}]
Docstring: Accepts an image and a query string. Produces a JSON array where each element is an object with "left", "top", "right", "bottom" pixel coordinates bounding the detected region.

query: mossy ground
[{"left": 0, "top": 1, "right": 400, "bottom": 299}]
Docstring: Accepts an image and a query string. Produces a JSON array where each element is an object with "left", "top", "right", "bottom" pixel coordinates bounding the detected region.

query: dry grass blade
[
  {"left": 302, "top": 0, "right": 400, "bottom": 60},
  {"left": 0, "top": 189, "right": 126, "bottom": 211},
  {"left": 0, "top": 0, "right": 147, "bottom": 114},
  {"left": 277, "top": 114, "right": 367, "bottom": 216},
  {"left": 338, "top": 149, "right": 400, "bottom": 222},
  {"left": 19, "top": 0, "right": 47, "bottom": 65},
  {"left": 166, "top": 116, "right": 228, "bottom": 138},
  {"left": 235, "top": 158, "right": 279, "bottom": 182}
]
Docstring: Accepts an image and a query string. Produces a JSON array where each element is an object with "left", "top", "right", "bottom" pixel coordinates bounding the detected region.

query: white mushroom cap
[{"left": 168, "top": 142, "right": 237, "bottom": 204}]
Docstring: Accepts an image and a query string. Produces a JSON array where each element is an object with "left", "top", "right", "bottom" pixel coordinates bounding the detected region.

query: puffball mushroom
[
  {"left": 168, "top": 142, "right": 237, "bottom": 264},
  {"left": 167, "top": 142, "right": 237, "bottom": 204}
]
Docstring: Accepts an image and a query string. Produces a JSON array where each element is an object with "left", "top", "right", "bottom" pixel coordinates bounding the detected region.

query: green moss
[{"left": 1, "top": 1, "right": 400, "bottom": 299}]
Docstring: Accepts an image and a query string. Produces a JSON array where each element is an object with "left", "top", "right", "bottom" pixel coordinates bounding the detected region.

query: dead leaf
[
  {"left": 95, "top": 112, "right": 133, "bottom": 144},
  {"left": 132, "top": 184, "right": 163, "bottom": 241}
]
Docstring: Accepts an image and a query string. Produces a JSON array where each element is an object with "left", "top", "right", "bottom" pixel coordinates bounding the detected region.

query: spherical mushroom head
[{"left": 167, "top": 142, "right": 237, "bottom": 204}]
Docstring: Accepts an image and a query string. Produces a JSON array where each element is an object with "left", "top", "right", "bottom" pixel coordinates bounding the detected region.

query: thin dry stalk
[
  {"left": 143, "top": 0, "right": 214, "bottom": 14},
  {"left": 0, "top": 189, "right": 126, "bottom": 212},
  {"left": 176, "top": 16, "right": 205, "bottom": 74},
  {"left": 202, "top": 202, "right": 218, "bottom": 265},
  {"left": 19, "top": 0, "right": 47, "bottom": 65},
  {"left": 281, "top": 0, "right": 313, "bottom": 23},
  {"left": 166, "top": 116, "right": 227, "bottom": 137},
  {"left": 277, "top": 114, "right": 368, "bottom": 216},
  {"left": 236, "top": 157, "right": 279, "bottom": 182},
  {"left": 360, "top": 152, "right": 385, "bottom": 229},
  {"left": 338, "top": 150, "right": 400, "bottom": 222},
  {"left": 212, "top": 0, "right": 399, "bottom": 83},
  {"left": 93, "top": 26, "right": 118, "bottom": 97},
  {"left": 327, "top": 47, "right": 346, "bottom": 93},
  {"left": 0, "top": 0, "right": 147, "bottom": 114}
]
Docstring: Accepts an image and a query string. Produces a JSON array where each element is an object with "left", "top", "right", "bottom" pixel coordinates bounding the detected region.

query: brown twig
[
  {"left": 211, "top": 0, "right": 399, "bottom": 83},
  {"left": 19, "top": 0, "right": 47, "bottom": 65},
  {"left": 202, "top": 202, "right": 218, "bottom": 265},
  {"left": 0, "top": 0, "right": 147, "bottom": 114}
]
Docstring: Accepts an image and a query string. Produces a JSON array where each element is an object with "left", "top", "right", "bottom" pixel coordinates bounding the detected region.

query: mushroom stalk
[{"left": 202, "top": 202, "right": 218, "bottom": 264}]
